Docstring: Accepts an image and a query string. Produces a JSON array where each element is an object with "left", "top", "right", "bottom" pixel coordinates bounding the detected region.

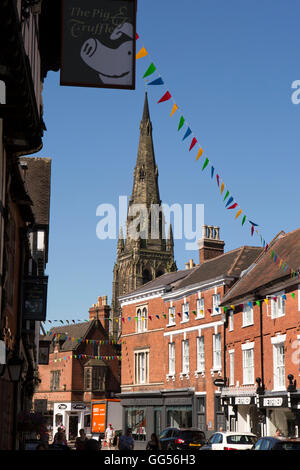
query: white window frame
[
  {"left": 196, "top": 298, "right": 205, "bottom": 319},
  {"left": 270, "top": 291, "right": 286, "bottom": 319},
  {"left": 168, "top": 342, "right": 175, "bottom": 375},
  {"left": 134, "top": 349, "right": 149, "bottom": 384},
  {"left": 229, "top": 349, "right": 235, "bottom": 386},
  {"left": 181, "top": 302, "right": 189, "bottom": 323},
  {"left": 212, "top": 294, "right": 221, "bottom": 315},
  {"left": 228, "top": 310, "right": 234, "bottom": 331},
  {"left": 182, "top": 339, "right": 189, "bottom": 374},
  {"left": 196, "top": 336, "right": 205, "bottom": 372},
  {"left": 243, "top": 303, "right": 253, "bottom": 327},
  {"left": 213, "top": 333, "right": 222, "bottom": 370},
  {"left": 271, "top": 335, "right": 286, "bottom": 391},
  {"left": 168, "top": 306, "right": 176, "bottom": 326},
  {"left": 136, "top": 306, "right": 148, "bottom": 333},
  {"left": 242, "top": 343, "right": 254, "bottom": 385}
]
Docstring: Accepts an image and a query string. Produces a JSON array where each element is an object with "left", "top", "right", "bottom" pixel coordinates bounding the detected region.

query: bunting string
[{"left": 136, "top": 35, "right": 299, "bottom": 277}]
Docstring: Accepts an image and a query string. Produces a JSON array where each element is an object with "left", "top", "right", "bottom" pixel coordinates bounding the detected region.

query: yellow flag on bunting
[
  {"left": 136, "top": 47, "right": 148, "bottom": 59},
  {"left": 170, "top": 103, "right": 178, "bottom": 117},
  {"left": 196, "top": 148, "right": 203, "bottom": 160},
  {"left": 235, "top": 209, "right": 242, "bottom": 219}
]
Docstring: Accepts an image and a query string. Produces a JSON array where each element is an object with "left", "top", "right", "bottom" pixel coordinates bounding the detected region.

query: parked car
[
  {"left": 200, "top": 431, "right": 257, "bottom": 450},
  {"left": 252, "top": 436, "right": 300, "bottom": 450},
  {"left": 159, "top": 427, "right": 206, "bottom": 450}
]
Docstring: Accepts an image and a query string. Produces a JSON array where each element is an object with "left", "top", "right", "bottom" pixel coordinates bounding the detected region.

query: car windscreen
[
  {"left": 227, "top": 435, "right": 257, "bottom": 444},
  {"left": 180, "top": 431, "right": 205, "bottom": 441},
  {"left": 280, "top": 441, "right": 300, "bottom": 450}
]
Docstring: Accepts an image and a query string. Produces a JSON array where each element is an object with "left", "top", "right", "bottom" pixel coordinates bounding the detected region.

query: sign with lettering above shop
[{"left": 61, "top": 0, "right": 136, "bottom": 89}]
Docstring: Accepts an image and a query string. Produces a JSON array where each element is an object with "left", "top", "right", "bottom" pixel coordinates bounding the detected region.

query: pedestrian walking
[
  {"left": 105, "top": 423, "right": 115, "bottom": 450},
  {"left": 75, "top": 428, "right": 88, "bottom": 451},
  {"left": 118, "top": 428, "right": 135, "bottom": 451},
  {"left": 146, "top": 433, "right": 161, "bottom": 451}
]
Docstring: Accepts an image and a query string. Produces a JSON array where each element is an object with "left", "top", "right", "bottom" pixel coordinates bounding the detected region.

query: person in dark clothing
[
  {"left": 84, "top": 439, "right": 100, "bottom": 451},
  {"left": 49, "top": 432, "right": 71, "bottom": 451},
  {"left": 75, "top": 429, "right": 88, "bottom": 451},
  {"left": 146, "top": 433, "right": 161, "bottom": 450}
]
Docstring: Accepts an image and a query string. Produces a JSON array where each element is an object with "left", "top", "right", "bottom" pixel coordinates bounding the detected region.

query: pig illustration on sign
[{"left": 80, "top": 22, "right": 134, "bottom": 86}]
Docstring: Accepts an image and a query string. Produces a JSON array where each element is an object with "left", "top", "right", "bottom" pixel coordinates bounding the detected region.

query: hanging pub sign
[
  {"left": 61, "top": 0, "right": 136, "bottom": 89},
  {"left": 22, "top": 276, "right": 48, "bottom": 321}
]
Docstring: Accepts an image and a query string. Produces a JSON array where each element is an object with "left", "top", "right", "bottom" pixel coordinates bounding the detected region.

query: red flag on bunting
[
  {"left": 158, "top": 91, "right": 171, "bottom": 103},
  {"left": 189, "top": 137, "right": 197, "bottom": 151}
]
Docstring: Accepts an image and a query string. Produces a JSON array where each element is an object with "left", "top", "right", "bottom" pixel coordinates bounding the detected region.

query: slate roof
[
  {"left": 119, "top": 269, "right": 194, "bottom": 299},
  {"left": 221, "top": 228, "right": 300, "bottom": 305},
  {"left": 46, "top": 321, "right": 95, "bottom": 352},
  {"left": 174, "top": 246, "right": 263, "bottom": 291},
  {"left": 20, "top": 157, "right": 51, "bottom": 226}
]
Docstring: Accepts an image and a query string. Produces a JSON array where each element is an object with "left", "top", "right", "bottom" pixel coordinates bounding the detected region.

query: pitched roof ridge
[{"left": 227, "top": 246, "right": 246, "bottom": 276}]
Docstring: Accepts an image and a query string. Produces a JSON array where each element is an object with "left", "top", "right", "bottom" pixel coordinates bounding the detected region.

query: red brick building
[
  {"left": 119, "top": 227, "right": 261, "bottom": 442},
  {"left": 33, "top": 296, "right": 121, "bottom": 440},
  {"left": 221, "top": 228, "right": 300, "bottom": 438}
]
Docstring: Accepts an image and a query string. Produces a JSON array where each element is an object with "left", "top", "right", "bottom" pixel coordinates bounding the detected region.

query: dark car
[
  {"left": 252, "top": 436, "right": 300, "bottom": 450},
  {"left": 159, "top": 427, "right": 206, "bottom": 450}
]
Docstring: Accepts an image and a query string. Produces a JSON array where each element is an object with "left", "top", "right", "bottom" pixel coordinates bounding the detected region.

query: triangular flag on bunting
[
  {"left": 143, "top": 63, "right": 156, "bottom": 78},
  {"left": 223, "top": 190, "right": 229, "bottom": 201},
  {"left": 158, "top": 91, "right": 171, "bottom": 103},
  {"left": 242, "top": 215, "right": 246, "bottom": 226},
  {"left": 216, "top": 174, "right": 220, "bottom": 186},
  {"left": 136, "top": 47, "right": 148, "bottom": 59},
  {"left": 182, "top": 127, "right": 192, "bottom": 140},
  {"left": 189, "top": 137, "right": 197, "bottom": 151},
  {"left": 225, "top": 197, "right": 234, "bottom": 207},
  {"left": 202, "top": 158, "right": 209, "bottom": 171},
  {"left": 196, "top": 147, "right": 203, "bottom": 160},
  {"left": 211, "top": 166, "right": 215, "bottom": 178},
  {"left": 170, "top": 103, "right": 178, "bottom": 117},
  {"left": 148, "top": 77, "right": 164, "bottom": 85},
  {"left": 235, "top": 209, "right": 242, "bottom": 219},
  {"left": 227, "top": 203, "right": 238, "bottom": 210},
  {"left": 136, "top": 33, "right": 139, "bottom": 40},
  {"left": 220, "top": 182, "right": 224, "bottom": 194},
  {"left": 178, "top": 116, "right": 185, "bottom": 130}
]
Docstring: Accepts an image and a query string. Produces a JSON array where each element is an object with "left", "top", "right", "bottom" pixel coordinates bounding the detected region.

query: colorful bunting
[
  {"left": 216, "top": 174, "right": 220, "bottom": 187},
  {"left": 143, "top": 63, "right": 156, "bottom": 78},
  {"left": 227, "top": 203, "right": 238, "bottom": 210},
  {"left": 196, "top": 148, "right": 203, "bottom": 160},
  {"left": 182, "top": 127, "right": 192, "bottom": 141},
  {"left": 202, "top": 158, "right": 209, "bottom": 171},
  {"left": 136, "top": 47, "right": 148, "bottom": 59},
  {"left": 148, "top": 77, "right": 164, "bottom": 85},
  {"left": 220, "top": 182, "right": 224, "bottom": 194},
  {"left": 211, "top": 166, "right": 215, "bottom": 179},
  {"left": 235, "top": 209, "right": 242, "bottom": 219},
  {"left": 178, "top": 116, "right": 185, "bottom": 130},
  {"left": 170, "top": 103, "right": 178, "bottom": 117},
  {"left": 189, "top": 137, "right": 197, "bottom": 151},
  {"left": 225, "top": 197, "right": 234, "bottom": 208}
]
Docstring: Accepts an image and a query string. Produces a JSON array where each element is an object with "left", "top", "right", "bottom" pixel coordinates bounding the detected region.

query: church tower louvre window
[{"left": 111, "top": 93, "right": 177, "bottom": 339}]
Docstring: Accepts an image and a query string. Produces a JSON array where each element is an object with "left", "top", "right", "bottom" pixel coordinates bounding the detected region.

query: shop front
[
  {"left": 53, "top": 402, "right": 91, "bottom": 441},
  {"left": 220, "top": 387, "right": 259, "bottom": 434},
  {"left": 120, "top": 389, "right": 196, "bottom": 447},
  {"left": 258, "top": 393, "right": 300, "bottom": 437}
]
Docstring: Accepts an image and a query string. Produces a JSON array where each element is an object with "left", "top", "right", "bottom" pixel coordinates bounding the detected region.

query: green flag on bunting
[{"left": 143, "top": 63, "right": 156, "bottom": 78}]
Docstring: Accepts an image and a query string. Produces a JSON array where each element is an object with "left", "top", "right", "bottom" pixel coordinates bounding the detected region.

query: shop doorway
[{"left": 69, "top": 415, "right": 79, "bottom": 441}]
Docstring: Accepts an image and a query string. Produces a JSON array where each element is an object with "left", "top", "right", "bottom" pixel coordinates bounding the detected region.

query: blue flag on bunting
[
  {"left": 148, "top": 77, "right": 164, "bottom": 85},
  {"left": 182, "top": 127, "right": 192, "bottom": 140}
]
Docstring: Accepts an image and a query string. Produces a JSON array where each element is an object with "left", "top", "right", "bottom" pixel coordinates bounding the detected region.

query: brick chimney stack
[
  {"left": 89, "top": 296, "right": 110, "bottom": 332},
  {"left": 198, "top": 225, "right": 225, "bottom": 264}
]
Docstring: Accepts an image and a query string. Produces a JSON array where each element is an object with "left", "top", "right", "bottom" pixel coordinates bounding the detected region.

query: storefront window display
[
  {"left": 126, "top": 408, "right": 147, "bottom": 441},
  {"left": 166, "top": 406, "right": 192, "bottom": 428}
]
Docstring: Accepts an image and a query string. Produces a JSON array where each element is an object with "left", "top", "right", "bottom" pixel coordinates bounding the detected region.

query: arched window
[{"left": 143, "top": 268, "right": 152, "bottom": 284}]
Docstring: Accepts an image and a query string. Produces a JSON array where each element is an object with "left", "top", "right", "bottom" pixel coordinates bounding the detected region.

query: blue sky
[{"left": 34, "top": 0, "right": 300, "bottom": 322}]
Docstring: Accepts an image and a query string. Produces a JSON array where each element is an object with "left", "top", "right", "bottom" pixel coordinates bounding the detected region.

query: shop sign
[
  {"left": 72, "top": 403, "right": 87, "bottom": 410},
  {"left": 61, "top": 0, "right": 136, "bottom": 89},
  {"left": 261, "top": 396, "right": 288, "bottom": 408},
  {"left": 58, "top": 404, "right": 68, "bottom": 410},
  {"left": 213, "top": 378, "right": 226, "bottom": 387},
  {"left": 22, "top": 276, "right": 48, "bottom": 321},
  {"left": 234, "top": 396, "right": 253, "bottom": 405}
]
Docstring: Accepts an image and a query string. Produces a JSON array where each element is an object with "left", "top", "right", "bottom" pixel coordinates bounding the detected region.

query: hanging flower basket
[{"left": 17, "top": 411, "right": 48, "bottom": 437}]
